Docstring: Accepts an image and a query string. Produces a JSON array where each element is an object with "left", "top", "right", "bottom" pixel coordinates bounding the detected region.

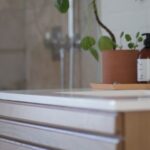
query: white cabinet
[{"left": 0, "top": 90, "right": 150, "bottom": 150}]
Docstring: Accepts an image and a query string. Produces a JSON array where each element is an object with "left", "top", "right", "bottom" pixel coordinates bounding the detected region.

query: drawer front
[
  {"left": 0, "top": 138, "right": 47, "bottom": 150},
  {"left": 0, "top": 101, "right": 122, "bottom": 135},
  {"left": 0, "top": 119, "right": 122, "bottom": 150}
]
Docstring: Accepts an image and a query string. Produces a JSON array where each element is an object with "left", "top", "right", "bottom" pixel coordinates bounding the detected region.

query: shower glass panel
[{"left": 0, "top": 0, "right": 100, "bottom": 90}]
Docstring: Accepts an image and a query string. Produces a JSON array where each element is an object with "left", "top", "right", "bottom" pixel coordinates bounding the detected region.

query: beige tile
[
  {"left": 0, "top": 0, "right": 24, "bottom": 11},
  {"left": 0, "top": 10, "right": 25, "bottom": 49},
  {"left": 0, "top": 50, "right": 26, "bottom": 90}
]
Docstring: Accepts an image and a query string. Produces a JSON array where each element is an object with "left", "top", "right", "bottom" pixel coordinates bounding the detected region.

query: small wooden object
[{"left": 90, "top": 83, "right": 150, "bottom": 90}]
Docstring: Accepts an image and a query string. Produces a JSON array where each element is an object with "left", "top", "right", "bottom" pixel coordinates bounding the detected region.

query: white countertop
[{"left": 0, "top": 89, "right": 150, "bottom": 112}]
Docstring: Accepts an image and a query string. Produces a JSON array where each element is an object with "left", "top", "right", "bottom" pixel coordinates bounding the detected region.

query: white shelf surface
[{"left": 0, "top": 89, "right": 150, "bottom": 112}]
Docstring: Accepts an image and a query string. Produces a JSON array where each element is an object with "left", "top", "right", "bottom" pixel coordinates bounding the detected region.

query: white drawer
[
  {"left": 0, "top": 101, "right": 122, "bottom": 135},
  {"left": 0, "top": 138, "right": 47, "bottom": 150},
  {"left": 0, "top": 119, "right": 122, "bottom": 150}
]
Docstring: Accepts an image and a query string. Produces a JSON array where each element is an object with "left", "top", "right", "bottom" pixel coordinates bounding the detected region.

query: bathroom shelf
[{"left": 90, "top": 83, "right": 150, "bottom": 90}]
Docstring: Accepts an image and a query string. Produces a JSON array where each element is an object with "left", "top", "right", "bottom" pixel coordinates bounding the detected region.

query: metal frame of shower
[{"left": 68, "top": 0, "right": 75, "bottom": 89}]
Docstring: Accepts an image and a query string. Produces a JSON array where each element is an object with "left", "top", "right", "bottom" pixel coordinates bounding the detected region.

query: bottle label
[{"left": 137, "top": 59, "right": 150, "bottom": 82}]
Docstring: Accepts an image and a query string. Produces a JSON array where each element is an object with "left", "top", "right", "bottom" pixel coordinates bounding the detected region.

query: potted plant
[
  {"left": 101, "top": 32, "right": 143, "bottom": 84},
  {"left": 54, "top": 0, "right": 143, "bottom": 84}
]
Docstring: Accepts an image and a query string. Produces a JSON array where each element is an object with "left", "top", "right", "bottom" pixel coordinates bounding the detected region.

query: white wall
[{"left": 100, "top": 0, "right": 150, "bottom": 49}]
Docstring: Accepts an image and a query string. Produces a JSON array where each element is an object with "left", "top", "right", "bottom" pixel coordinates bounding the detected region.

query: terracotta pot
[{"left": 101, "top": 50, "right": 139, "bottom": 84}]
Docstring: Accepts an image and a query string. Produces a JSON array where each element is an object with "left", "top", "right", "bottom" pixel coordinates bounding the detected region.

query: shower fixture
[
  {"left": 44, "top": 26, "right": 80, "bottom": 89},
  {"left": 44, "top": 26, "right": 68, "bottom": 89},
  {"left": 44, "top": 26, "right": 80, "bottom": 60},
  {"left": 44, "top": 26, "right": 70, "bottom": 60}
]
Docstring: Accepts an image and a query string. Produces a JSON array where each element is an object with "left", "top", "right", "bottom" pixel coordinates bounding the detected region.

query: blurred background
[{"left": 0, "top": 0, "right": 149, "bottom": 90}]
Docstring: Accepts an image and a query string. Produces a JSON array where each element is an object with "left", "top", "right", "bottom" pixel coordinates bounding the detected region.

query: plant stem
[{"left": 92, "top": 0, "right": 116, "bottom": 49}]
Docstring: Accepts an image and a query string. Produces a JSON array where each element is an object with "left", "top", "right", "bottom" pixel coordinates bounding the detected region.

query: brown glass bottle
[{"left": 137, "top": 33, "right": 150, "bottom": 83}]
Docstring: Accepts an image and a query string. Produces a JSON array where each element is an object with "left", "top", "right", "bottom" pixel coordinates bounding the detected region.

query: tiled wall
[
  {"left": 0, "top": 0, "right": 26, "bottom": 90},
  {"left": 25, "top": 0, "right": 82, "bottom": 89},
  {"left": 25, "top": 0, "right": 66, "bottom": 89},
  {"left": 100, "top": 0, "right": 149, "bottom": 49}
]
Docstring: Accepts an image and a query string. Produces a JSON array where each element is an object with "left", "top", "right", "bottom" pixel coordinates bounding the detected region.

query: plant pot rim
[{"left": 102, "top": 50, "right": 139, "bottom": 54}]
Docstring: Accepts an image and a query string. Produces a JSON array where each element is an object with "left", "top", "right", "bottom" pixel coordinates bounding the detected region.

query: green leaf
[
  {"left": 55, "top": 0, "right": 69, "bottom": 13},
  {"left": 137, "top": 36, "right": 143, "bottom": 42},
  {"left": 128, "top": 42, "right": 134, "bottom": 49},
  {"left": 120, "top": 31, "right": 124, "bottom": 38},
  {"left": 136, "top": 32, "right": 140, "bottom": 38},
  {"left": 80, "top": 36, "right": 96, "bottom": 50},
  {"left": 98, "top": 36, "right": 114, "bottom": 51},
  {"left": 89, "top": 47, "right": 99, "bottom": 61},
  {"left": 125, "top": 34, "right": 132, "bottom": 42}
]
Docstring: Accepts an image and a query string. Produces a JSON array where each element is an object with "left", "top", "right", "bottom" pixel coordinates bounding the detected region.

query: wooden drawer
[
  {"left": 0, "top": 138, "right": 47, "bottom": 150},
  {"left": 0, "top": 119, "right": 122, "bottom": 150},
  {"left": 0, "top": 101, "right": 122, "bottom": 135}
]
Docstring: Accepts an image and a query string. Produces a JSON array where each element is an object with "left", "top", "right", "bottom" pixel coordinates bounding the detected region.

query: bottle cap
[{"left": 142, "top": 33, "right": 150, "bottom": 48}]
